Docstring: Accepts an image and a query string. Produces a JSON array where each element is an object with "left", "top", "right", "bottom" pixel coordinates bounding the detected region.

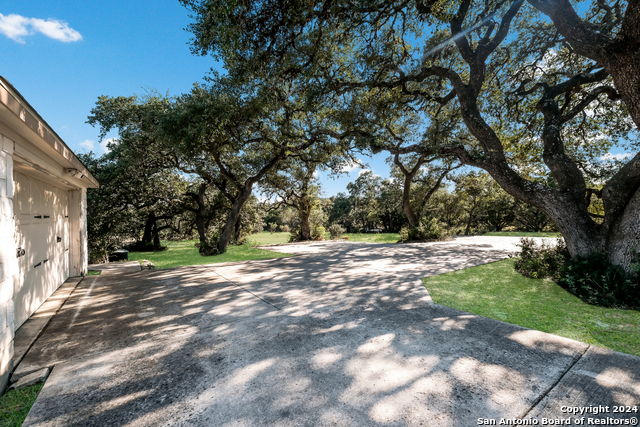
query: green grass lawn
[
  {"left": 128, "top": 239, "right": 292, "bottom": 269},
  {"left": 128, "top": 231, "right": 402, "bottom": 270},
  {"left": 86, "top": 270, "right": 101, "bottom": 276},
  {"left": 248, "top": 231, "right": 401, "bottom": 244},
  {"left": 0, "top": 383, "right": 43, "bottom": 427},
  {"left": 422, "top": 258, "right": 640, "bottom": 356},
  {"left": 483, "top": 231, "right": 562, "bottom": 238},
  {"left": 342, "top": 233, "right": 400, "bottom": 243},
  {"left": 246, "top": 232, "right": 292, "bottom": 245}
]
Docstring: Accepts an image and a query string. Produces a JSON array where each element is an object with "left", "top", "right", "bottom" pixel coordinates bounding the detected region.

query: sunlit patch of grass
[
  {"left": 246, "top": 232, "right": 291, "bottom": 245},
  {"left": 342, "top": 233, "right": 400, "bottom": 243},
  {"left": 86, "top": 270, "right": 101, "bottom": 276},
  {"left": 0, "top": 383, "right": 43, "bottom": 427},
  {"left": 247, "top": 231, "right": 401, "bottom": 244},
  {"left": 128, "top": 239, "right": 292, "bottom": 269},
  {"left": 483, "top": 231, "right": 562, "bottom": 238},
  {"left": 422, "top": 258, "right": 640, "bottom": 356}
]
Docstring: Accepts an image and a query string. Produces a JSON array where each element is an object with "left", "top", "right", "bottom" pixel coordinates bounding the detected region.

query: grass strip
[
  {"left": 422, "top": 258, "right": 640, "bottom": 356},
  {"left": 0, "top": 383, "right": 43, "bottom": 427}
]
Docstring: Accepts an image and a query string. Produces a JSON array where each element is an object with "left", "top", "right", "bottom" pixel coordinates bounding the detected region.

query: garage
[
  {"left": 0, "top": 76, "right": 98, "bottom": 390},
  {"left": 13, "top": 172, "right": 70, "bottom": 328}
]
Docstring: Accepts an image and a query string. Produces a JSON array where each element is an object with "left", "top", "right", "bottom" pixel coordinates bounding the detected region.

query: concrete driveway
[{"left": 17, "top": 237, "right": 640, "bottom": 426}]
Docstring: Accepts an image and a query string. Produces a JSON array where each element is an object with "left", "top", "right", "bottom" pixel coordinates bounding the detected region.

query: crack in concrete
[
  {"left": 211, "top": 270, "right": 282, "bottom": 311},
  {"left": 521, "top": 344, "right": 591, "bottom": 419}
]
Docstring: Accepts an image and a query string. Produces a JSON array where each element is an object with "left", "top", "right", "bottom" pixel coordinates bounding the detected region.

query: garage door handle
[
  {"left": 34, "top": 262, "right": 41, "bottom": 268},
  {"left": 43, "top": 259, "right": 48, "bottom": 263},
  {"left": 44, "top": 215, "right": 50, "bottom": 218},
  {"left": 34, "top": 215, "right": 42, "bottom": 219}
]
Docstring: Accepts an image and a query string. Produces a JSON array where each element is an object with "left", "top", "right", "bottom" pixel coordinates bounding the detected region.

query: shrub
[
  {"left": 513, "top": 238, "right": 639, "bottom": 308},
  {"left": 281, "top": 225, "right": 291, "bottom": 233},
  {"left": 559, "top": 252, "right": 640, "bottom": 309},
  {"left": 268, "top": 222, "right": 278, "bottom": 234},
  {"left": 328, "top": 224, "right": 345, "bottom": 240},
  {"left": 200, "top": 228, "right": 221, "bottom": 256},
  {"left": 399, "top": 226, "right": 416, "bottom": 243},
  {"left": 399, "top": 217, "right": 448, "bottom": 242},
  {"left": 513, "top": 238, "right": 569, "bottom": 280},
  {"left": 289, "top": 227, "right": 301, "bottom": 242},
  {"left": 125, "top": 241, "right": 166, "bottom": 252},
  {"left": 311, "top": 225, "right": 325, "bottom": 241},
  {"left": 418, "top": 217, "right": 447, "bottom": 240}
]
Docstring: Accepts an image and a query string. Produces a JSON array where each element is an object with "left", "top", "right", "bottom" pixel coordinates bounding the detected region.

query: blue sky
[{"left": 0, "top": 1, "right": 386, "bottom": 196}]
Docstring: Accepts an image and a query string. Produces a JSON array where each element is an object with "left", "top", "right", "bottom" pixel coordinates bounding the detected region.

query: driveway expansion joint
[
  {"left": 211, "top": 270, "right": 282, "bottom": 311},
  {"left": 522, "top": 344, "right": 591, "bottom": 418}
]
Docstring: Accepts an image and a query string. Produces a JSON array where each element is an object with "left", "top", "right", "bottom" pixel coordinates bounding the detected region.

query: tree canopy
[{"left": 180, "top": 0, "right": 640, "bottom": 272}]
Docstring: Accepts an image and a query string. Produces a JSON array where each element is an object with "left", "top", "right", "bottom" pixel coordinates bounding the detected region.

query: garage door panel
[
  {"left": 43, "top": 184, "right": 54, "bottom": 217},
  {"left": 14, "top": 173, "right": 71, "bottom": 329},
  {"left": 15, "top": 172, "right": 31, "bottom": 218},
  {"left": 30, "top": 179, "right": 43, "bottom": 217},
  {"left": 17, "top": 223, "right": 33, "bottom": 274}
]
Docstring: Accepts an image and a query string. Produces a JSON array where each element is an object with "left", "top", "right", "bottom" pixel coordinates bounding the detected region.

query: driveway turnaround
[{"left": 18, "top": 237, "right": 640, "bottom": 426}]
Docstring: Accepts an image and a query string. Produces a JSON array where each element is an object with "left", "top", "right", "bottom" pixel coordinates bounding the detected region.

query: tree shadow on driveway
[{"left": 21, "top": 241, "right": 640, "bottom": 427}]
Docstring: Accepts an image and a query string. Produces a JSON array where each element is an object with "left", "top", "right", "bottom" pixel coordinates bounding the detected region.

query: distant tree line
[{"left": 263, "top": 169, "right": 555, "bottom": 237}]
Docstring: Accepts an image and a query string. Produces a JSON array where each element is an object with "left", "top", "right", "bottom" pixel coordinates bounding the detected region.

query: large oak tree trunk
[
  {"left": 234, "top": 218, "right": 243, "bottom": 243},
  {"left": 299, "top": 198, "right": 312, "bottom": 240},
  {"left": 522, "top": 0, "right": 640, "bottom": 273},
  {"left": 186, "top": 183, "right": 209, "bottom": 253},
  {"left": 152, "top": 222, "right": 161, "bottom": 249},
  {"left": 402, "top": 175, "right": 418, "bottom": 228},
  {"left": 606, "top": 189, "right": 640, "bottom": 269},
  {"left": 142, "top": 213, "right": 155, "bottom": 247},
  {"left": 195, "top": 213, "right": 207, "bottom": 249},
  {"left": 217, "top": 188, "right": 252, "bottom": 254}
]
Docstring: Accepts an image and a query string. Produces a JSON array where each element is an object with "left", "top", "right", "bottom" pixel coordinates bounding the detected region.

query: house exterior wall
[
  {"left": 0, "top": 134, "right": 89, "bottom": 392},
  {"left": 69, "top": 188, "right": 87, "bottom": 277},
  {"left": 0, "top": 77, "right": 97, "bottom": 393},
  {"left": 0, "top": 133, "right": 16, "bottom": 391}
]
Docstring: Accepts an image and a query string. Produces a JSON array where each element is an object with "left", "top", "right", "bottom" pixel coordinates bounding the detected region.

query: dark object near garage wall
[{"left": 108, "top": 249, "right": 129, "bottom": 262}]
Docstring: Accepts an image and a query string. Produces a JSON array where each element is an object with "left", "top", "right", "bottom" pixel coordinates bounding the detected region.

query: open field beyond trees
[
  {"left": 248, "top": 232, "right": 402, "bottom": 245},
  {"left": 128, "top": 239, "right": 293, "bottom": 269},
  {"left": 423, "top": 259, "right": 640, "bottom": 356}
]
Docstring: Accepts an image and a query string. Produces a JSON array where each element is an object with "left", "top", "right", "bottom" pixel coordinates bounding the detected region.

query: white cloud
[
  {"left": 601, "top": 152, "right": 635, "bottom": 162},
  {"left": 338, "top": 159, "right": 363, "bottom": 174},
  {"left": 358, "top": 169, "right": 371, "bottom": 177},
  {"left": 99, "top": 138, "right": 116, "bottom": 153},
  {"left": 312, "top": 170, "right": 321, "bottom": 178},
  {"left": 79, "top": 139, "right": 94, "bottom": 150},
  {"left": 0, "top": 14, "right": 82, "bottom": 43}
]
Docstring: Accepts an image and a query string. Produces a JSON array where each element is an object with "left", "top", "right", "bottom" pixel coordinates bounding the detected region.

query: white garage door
[{"left": 14, "top": 171, "right": 70, "bottom": 328}]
